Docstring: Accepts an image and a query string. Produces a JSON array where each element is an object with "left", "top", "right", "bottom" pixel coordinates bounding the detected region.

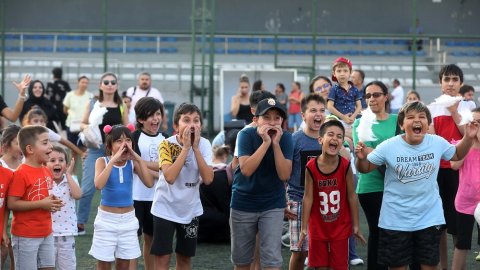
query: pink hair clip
[
  {"left": 126, "top": 123, "right": 135, "bottom": 132},
  {"left": 103, "top": 125, "right": 113, "bottom": 134}
]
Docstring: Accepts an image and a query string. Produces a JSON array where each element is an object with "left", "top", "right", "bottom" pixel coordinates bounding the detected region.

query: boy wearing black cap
[
  {"left": 327, "top": 57, "right": 363, "bottom": 127},
  {"left": 230, "top": 98, "right": 293, "bottom": 270}
]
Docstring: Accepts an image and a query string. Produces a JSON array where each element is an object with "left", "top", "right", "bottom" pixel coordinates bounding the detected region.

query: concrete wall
[{"left": 5, "top": 0, "right": 480, "bottom": 35}]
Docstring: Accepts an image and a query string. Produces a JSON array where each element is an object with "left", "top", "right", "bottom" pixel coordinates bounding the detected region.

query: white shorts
[
  {"left": 54, "top": 235, "right": 76, "bottom": 270},
  {"left": 89, "top": 208, "right": 140, "bottom": 261}
]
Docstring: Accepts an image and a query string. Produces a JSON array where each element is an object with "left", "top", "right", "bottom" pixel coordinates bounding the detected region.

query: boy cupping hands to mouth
[{"left": 256, "top": 98, "right": 286, "bottom": 145}]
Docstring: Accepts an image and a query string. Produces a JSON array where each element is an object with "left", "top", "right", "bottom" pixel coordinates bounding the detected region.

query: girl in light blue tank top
[{"left": 88, "top": 124, "right": 154, "bottom": 270}]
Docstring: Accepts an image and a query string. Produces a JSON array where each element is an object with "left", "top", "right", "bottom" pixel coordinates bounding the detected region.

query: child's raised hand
[
  {"left": 464, "top": 120, "right": 480, "bottom": 139},
  {"left": 111, "top": 142, "right": 127, "bottom": 162},
  {"left": 446, "top": 100, "right": 460, "bottom": 114},
  {"left": 192, "top": 125, "right": 201, "bottom": 149},
  {"left": 66, "top": 158, "right": 75, "bottom": 176},
  {"left": 257, "top": 125, "right": 272, "bottom": 144},
  {"left": 269, "top": 125, "right": 283, "bottom": 145},
  {"left": 354, "top": 142, "right": 369, "bottom": 160},
  {"left": 181, "top": 126, "right": 194, "bottom": 148},
  {"left": 125, "top": 143, "right": 141, "bottom": 161}
]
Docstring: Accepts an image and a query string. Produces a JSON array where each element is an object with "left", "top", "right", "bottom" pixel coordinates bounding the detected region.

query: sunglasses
[
  {"left": 365, "top": 92, "right": 385, "bottom": 99},
  {"left": 103, "top": 80, "right": 117, "bottom": 86},
  {"left": 314, "top": 83, "right": 331, "bottom": 92}
]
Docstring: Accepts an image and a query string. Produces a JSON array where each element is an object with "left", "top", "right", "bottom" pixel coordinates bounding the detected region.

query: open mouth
[
  {"left": 413, "top": 124, "right": 422, "bottom": 134},
  {"left": 53, "top": 167, "right": 62, "bottom": 174},
  {"left": 268, "top": 129, "right": 277, "bottom": 137},
  {"left": 328, "top": 142, "right": 338, "bottom": 152},
  {"left": 313, "top": 118, "right": 323, "bottom": 127}
]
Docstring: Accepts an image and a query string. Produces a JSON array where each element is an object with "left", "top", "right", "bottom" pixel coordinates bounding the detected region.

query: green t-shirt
[{"left": 352, "top": 114, "right": 399, "bottom": 194}]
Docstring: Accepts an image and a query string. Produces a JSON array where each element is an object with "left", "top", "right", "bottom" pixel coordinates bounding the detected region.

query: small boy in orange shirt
[{"left": 7, "top": 126, "right": 63, "bottom": 270}]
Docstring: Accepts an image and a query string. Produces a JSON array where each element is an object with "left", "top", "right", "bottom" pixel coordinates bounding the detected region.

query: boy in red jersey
[
  {"left": 298, "top": 120, "right": 365, "bottom": 270},
  {"left": 7, "top": 126, "right": 63, "bottom": 270}
]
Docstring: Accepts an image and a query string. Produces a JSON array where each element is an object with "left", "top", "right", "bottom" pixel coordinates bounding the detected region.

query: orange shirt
[
  {"left": 8, "top": 164, "right": 53, "bottom": 238},
  {"left": 0, "top": 167, "right": 13, "bottom": 242}
]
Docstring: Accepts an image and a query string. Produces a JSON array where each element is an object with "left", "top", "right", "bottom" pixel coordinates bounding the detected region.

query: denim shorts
[
  {"left": 230, "top": 208, "right": 284, "bottom": 268},
  {"left": 12, "top": 233, "right": 55, "bottom": 269}
]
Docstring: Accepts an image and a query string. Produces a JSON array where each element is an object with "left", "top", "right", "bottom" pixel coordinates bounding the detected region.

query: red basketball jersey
[{"left": 306, "top": 156, "right": 352, "bottom": 241}]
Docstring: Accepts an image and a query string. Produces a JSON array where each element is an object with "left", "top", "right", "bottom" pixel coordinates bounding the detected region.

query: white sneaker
[
  {"left": 349, "top": 258, "right": 364, "bottom": 266},
  {"left": 281, "top": 232, "right": 290, "bottom": 248}
]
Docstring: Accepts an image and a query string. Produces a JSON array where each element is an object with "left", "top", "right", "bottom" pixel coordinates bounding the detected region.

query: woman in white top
[{"left": 63, "top": 76, "right": 93, "bottom": 145}]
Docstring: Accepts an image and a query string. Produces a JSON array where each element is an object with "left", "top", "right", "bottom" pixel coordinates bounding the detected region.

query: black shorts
[
  {"left": 133, "top": 200, "right": 154, "bottom": 236},
  {"left": 455, "top": 211, "right": 475, "bottom": 250},
  {"left": 437, "top": 168, "right": 459, "bottom": 235},
  {"left": 150, "top": 216, "right": 199, "bottom": 257},
  {"left": 378, "top": 226, "right": 443, "bottom": 267}
]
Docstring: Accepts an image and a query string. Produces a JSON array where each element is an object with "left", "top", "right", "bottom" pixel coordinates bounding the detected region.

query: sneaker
[
  {"left": 349, "top": 258, "right": 364, "bottom": 266},
  {"left": 77, "top": 226, "right": 86, "bottom": 236},
  {"left": 281, "top": 232, "right": 290, "bottom": 248},
  {"left": 476, "top": 253, "right": 480, "bottom": 261}
]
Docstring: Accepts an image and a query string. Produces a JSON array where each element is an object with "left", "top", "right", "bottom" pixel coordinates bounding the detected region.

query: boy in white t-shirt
[
  {"left": 150, "top": 103, "right": 213, "bottom": 269},
  {"left": 47, "top": 146, "right": 82, "bottom": 270},
  {"left": 130, "top": 97, "right": 166, "bottom": 270}
]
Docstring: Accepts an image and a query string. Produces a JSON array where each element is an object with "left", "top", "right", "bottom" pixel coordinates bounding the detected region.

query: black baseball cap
[{"left": 255, "top": 98, "right": 287, "bottom": 120}]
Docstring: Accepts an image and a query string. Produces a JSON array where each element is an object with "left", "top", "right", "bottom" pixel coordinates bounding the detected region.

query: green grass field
[{"left": 74, "top": 191, "right": 480, "bottom": 269}]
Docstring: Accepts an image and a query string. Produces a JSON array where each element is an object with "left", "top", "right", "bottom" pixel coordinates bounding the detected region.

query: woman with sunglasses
[
  {"left": 77, "top": 72, "right": 129, "bottom": 236},
  {"left": 352, "top": 81, "right": 399, "bottom": 270}
]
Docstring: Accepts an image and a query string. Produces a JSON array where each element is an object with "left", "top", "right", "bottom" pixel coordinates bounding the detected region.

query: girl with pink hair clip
[{"left": 88, "top": 124, "right": 153, "bottom": 270}]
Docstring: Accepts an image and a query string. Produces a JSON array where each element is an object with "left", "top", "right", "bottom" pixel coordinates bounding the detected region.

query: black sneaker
[{"left": 77, "top": 226, "right": 86, "bottom": 236}]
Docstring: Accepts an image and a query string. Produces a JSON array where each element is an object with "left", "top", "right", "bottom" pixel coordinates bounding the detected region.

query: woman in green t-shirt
[{"left": 352, "top": 81, "right": 398, "bottom": 270}]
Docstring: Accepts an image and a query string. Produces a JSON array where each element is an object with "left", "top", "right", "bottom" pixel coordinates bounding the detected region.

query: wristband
[{"left": 18, "top": 94, "right": 27, "bottom": 101}]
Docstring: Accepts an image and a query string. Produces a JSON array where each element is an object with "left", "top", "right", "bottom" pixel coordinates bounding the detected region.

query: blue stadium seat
[
  {"left": 4, "top": 46, "right": 21, "bottom": 52},
  {"left": 260, "top": 49, "right": 275, "bottom": 54},
  {"left": 108, "top": 47, "right": 123, "bottom": 53},
  {"left": 5, "top": 34, "right": 21, "bottom": 40},
  {"left": 57, "top": 35, "right": 89, "bottom": 41},
  {"left": 160, "top": 37, "right": 177, "bottom": 42},
  {"left": 393, "top": 39, "right": 409, "bottom": 45},
  {"left": 57, "top": 47, "right": 88, "bottom": 53},
  {"left": 294, "top": 49, "right": 311, "bottom": 55},
  {"left": 261, "top": 37, "right": 275, "bottom": 43},
  {"left": 126, "top": 36, "right": 156, "bottom": 42},
  {"left": 293, "top": 38, "right": 313, "bottom": 44},
  {"left": 23, "top": 34, "right": 54, "bottom": 40},
  {"left": 23, "top": 46, "right": 54, "bottom": 52},
  {"left": 278, "top": 49, "right": 293, "bottom": 55},
  {"left": 160, "top": 47, "right": 178, "bottom": 53},
  {"left": 126, "top": 48, "right": 156, "bottom": 53}
]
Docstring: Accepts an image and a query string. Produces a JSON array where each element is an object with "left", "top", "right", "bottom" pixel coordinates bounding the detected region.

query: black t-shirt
[
  {"left": 99, "top": 106, "right": 123, "bottom": 143},
  {"left": 46, "top": 80, "right": 71, "bottom": 108}
]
